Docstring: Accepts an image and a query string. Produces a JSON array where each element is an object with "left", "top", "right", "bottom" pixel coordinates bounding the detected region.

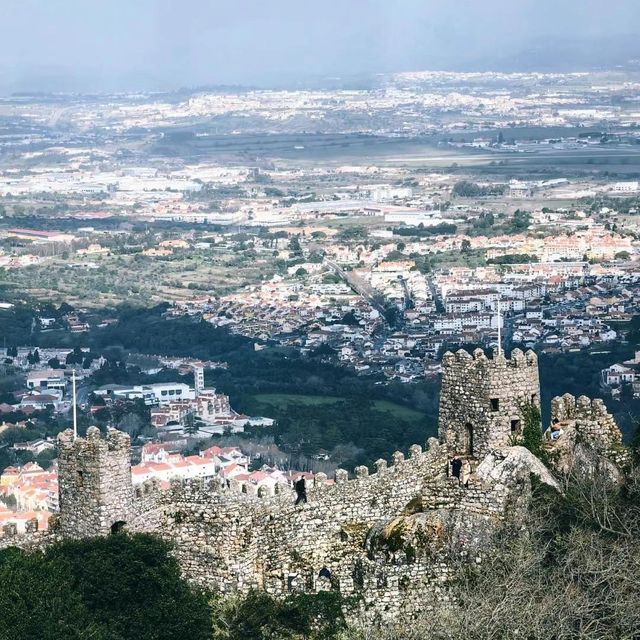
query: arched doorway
[
  {"left": 110, "top": 520, "right": 127, "bottom": 535},
  {"left": 464, "top": 423, "right": 474, "bottom": 456}
]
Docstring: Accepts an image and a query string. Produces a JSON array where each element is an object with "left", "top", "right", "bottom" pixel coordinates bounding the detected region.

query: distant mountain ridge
[
  {"left": 465, "top": 34, "right": 640, "bottom": 72},
  {"left": 2, "top": 35, "right": 639, "bottom": 95}
]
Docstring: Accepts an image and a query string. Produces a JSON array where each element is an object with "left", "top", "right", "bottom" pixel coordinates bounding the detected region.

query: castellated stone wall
[
  {"left": 0, "top": 518, "right": 60, "bottom": 552},
  {"left": 438, "top": 348, "right": 540, "bottom": 459},
  {"left": 551, "top": 393, "right": 623, "bottom": 452},
  {"left": 57, "top": 427, "right": 133, "bottom": 537},
  {"left": 548, "top": 393, "right": 632, "bottom": 472},
  {"left": 122, "top": 438, "right": 551, "bottom": 621},
  {"left": 1, "top": 347, "right": 632, "bottom": 622},
  {"left": 127, "top": 441, "right": 448, "bottom": 595}
]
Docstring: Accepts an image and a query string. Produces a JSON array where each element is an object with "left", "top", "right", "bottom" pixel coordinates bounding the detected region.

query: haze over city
[{"left": 2, "top": 0, "right": 640, "bottom": 92}]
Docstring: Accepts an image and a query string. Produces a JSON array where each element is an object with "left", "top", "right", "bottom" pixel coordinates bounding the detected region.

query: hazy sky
[{"left": 1, "top": 0, "right": 639, "bottom": 92}]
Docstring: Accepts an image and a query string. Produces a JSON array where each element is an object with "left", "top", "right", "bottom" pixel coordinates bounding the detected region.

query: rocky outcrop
[{"left": 475, "top": 446, "right": 561, "bottom": 493}]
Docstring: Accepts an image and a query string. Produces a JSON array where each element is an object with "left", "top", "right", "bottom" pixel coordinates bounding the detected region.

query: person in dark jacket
[{"left": 294, "top": 476, "right": 307, "bottom": 505}]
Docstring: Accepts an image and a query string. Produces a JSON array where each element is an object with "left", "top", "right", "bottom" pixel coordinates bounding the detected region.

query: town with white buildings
[{"left": 1, "top": 68, "right": 640, "bottom": 539}]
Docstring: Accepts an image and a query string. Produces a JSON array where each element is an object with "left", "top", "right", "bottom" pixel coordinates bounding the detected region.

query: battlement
[
  {"left": 439, "top": 348, "right": 541, "bottom": 459},
  {"left": 547, "top": 393, "right": 629, "bottom": 472},
  {"left": 551, "top": 393, "right": 615, "bottom": 424},
  {"left": 58, "top": 426, "right": 131, "bottom": 455},
  {"left": 132, "top": 439, "right": 443, "bottom": 513},
  {"left": 442, "top": 347, "right": 538, "bottom": 369},
  {"left": 57, "top": 426, "right": 133, "bottom": 538}
]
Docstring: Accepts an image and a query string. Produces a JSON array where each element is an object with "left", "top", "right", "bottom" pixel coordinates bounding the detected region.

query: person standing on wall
[{"left": 294, "top": 475, "right": 307, "bottom": 505}]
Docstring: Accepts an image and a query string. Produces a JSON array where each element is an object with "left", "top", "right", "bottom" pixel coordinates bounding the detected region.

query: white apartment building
[
  {"left": 100, "top": 382, "right": 196, "bottom": 406},
  {"left": 445, "top": 299, "right": 484, "bottom": 314},
  {"left": 144, "top": 383, "right": 196, "bottom": 406},
  {"left": 26, "top": 370, "right": 67, "bottom": 392},
  {"left": 611, "top": 181, "right": 639, "bottom": 194},
  {"left": 601, "top": 364, "right": 636, "bottom": 386}
]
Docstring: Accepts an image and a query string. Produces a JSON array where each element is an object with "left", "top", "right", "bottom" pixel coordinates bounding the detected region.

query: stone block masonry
[
  {"left": 0, "top": 347, "right": 630, "bottom": 623},
  {"left": 548, "top": 392, "right": 632, "bottom": 472},
  {"left": 57, "top": 427, "right": 133, "bottom": 538},
  {"left": 133, "top": 439, "right": 449, "bottom": 597},
  {"left": 439, "top": 348, "right": 540, "bottom": 459}
]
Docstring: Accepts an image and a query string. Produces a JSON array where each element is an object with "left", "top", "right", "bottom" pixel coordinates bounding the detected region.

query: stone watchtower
[
  {"left": 438, "top": 348, "right": 540, "bottom": 459},
  {"left": 57, "top": 427, "right": 133, "bottom": 538}
]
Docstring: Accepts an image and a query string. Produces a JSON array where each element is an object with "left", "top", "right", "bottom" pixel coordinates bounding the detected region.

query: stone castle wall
[
  {"left": 548, "top": 393, "right": 631, "bottom": 471},
  {"left": 0, "top": 347, "right": 631, "bottom": 622},
  {"left": 127, "top": 439, "right": 449, "bottom": 596},
  {"left": 439, "top": 348, "right": 540, "bottom": 458},
  {"left": 122, "top": 438, "right": 550, "bottom": 621},
  {"left": 551, "top": 393, "right": 622, "bottom": 451},
  {"left": 0, "top": 518, "right": 60, "bottom": 552},
  {"left": 58, "top": 427, "right": 133, "bottom": 537}
]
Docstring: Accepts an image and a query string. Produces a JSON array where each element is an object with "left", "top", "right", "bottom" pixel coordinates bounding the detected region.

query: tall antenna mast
[
  {"left": 497, "top": 297, "right": 502, "bottom": 356},
  {"left": 72, "top": 369, "right": 78, "bottom": 440}
]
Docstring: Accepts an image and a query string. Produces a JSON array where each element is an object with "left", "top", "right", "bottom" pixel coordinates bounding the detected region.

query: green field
[{"left": 251, "top": 393, "right": 425, "bottom": 423}]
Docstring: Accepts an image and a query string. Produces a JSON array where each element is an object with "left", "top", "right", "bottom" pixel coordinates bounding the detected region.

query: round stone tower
[
  {"left": 57, "top": 426, "right": 133, "bottom": 538},
  {"left": 438, "top": 348, "right": 540, "bottom": 459}
]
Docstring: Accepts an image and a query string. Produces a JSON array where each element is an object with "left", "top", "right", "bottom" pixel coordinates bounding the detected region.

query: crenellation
[
  {"left": 472, "top": 348, "right": 486, "bottom": 361},
  {"left": 577, "top": 394, "right": 592, "bottom": 414},
  {"left": 374, "top": 459, "right": 387, "bottom": 474},
  {"left": 455, "top": 348, "right": 473, "bottom": 362},
  {"left": 438, "top": 347, "right": 541, "bottom": 459},
  {"left": 274, "top": 481, "right": 289, "bottom": 495},
  {"left": 24, "top": 518, "right": 38, "bottom": 534},
  {"left": 4, "top": 346, "right": 631, "bottom": 623},
  {"left": 355, "top": 465, "right": 369, "bottom": 478},
  {"left": 591, "top": 398, "right": 608, "bottom": 416}
]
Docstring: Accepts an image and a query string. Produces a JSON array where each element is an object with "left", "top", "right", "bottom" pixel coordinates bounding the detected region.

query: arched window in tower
[
  {"left": 110, "top": 520, "right": 126, "bottom": 535},
  {"left": 464, "top": 423, "right": 474, "bottom": 456}
]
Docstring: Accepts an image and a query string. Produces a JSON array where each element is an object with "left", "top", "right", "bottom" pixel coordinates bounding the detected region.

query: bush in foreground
[
  {"left": 210, "top": 590, "right": 348, "bottom": 640},
  {"left": 0, "top": 533, "right": 211, "bottom": 640}
]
